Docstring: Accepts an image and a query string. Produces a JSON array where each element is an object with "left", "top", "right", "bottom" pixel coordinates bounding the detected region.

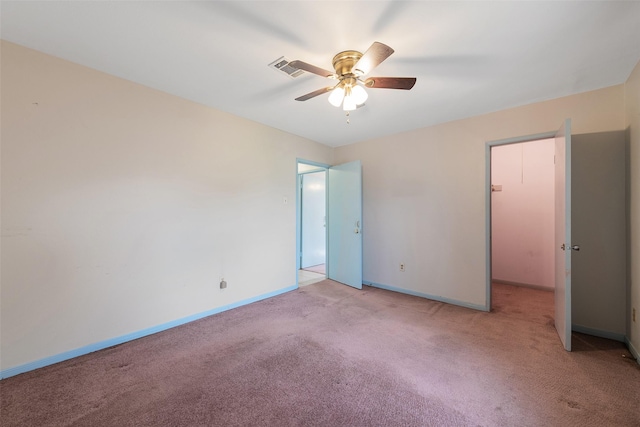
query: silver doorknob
[{"left": 560, "top": 244, "right": 580, "bottom": 251}]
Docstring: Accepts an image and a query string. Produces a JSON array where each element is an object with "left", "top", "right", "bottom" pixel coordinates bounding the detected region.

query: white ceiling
[{"left": 2, "top": 1, "right": 640, "bottom": 147}]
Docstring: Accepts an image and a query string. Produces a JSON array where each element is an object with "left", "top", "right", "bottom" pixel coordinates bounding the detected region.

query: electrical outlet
[
  {"left": 220, "top": 278, "right": 227, "bottom": 289},
  {"left": 400, "top": 263, "right": 405, "bottom": 272}
]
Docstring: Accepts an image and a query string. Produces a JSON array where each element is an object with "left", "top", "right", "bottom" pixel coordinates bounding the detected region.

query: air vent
[{"left": 268, "top": 56, "right": 305, "bottom": 78}]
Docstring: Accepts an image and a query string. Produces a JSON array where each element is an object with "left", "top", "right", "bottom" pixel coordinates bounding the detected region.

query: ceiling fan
[{"left": 290, "top": 42, "right": 416, "bottom": 111}]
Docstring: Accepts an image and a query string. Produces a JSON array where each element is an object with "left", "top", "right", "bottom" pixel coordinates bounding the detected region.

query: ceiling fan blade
[
  {"left": 354, "top": 42, "right": 395, "bottom": 75},
  {"left": 364, "top": 77, "right": 416, "bottom": 90},
  {"left": 295, "top": 86, "right": 334, "bottom": 101},
  {"left": 289, "top": 60, "right": 336, "bottom": 78}
]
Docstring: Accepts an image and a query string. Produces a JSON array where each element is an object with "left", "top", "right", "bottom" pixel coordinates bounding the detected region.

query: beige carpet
[{"left": 1, "top": 281, "right": 639, "bottom": 426}]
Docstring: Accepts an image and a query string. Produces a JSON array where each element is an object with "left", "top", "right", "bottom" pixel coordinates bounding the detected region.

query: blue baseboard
[
  {"left": 363, "top": 280, "right": 488, "bottom": 312},
  {"left": 1, "top": 284, "right": 298, "bottom": 380},
  {"left": 625, "top": 337, "right": 640, "bottom": 364},
  {"left": 571, "top": 324, "right": 626, "bottom": 343}
]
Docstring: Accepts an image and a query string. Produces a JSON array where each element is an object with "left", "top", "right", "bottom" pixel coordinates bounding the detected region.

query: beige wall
[
  {"left": 0, "top": 41, "right": 333, "bottom": 372},
  {"left": 626, "top": 60, "right": 640, "bottom": 358},
  {"left": 334, "top": 85, "right": 625, "bottom": 309}
]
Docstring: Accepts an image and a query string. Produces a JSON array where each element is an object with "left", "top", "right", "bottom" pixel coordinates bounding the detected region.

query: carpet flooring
[{"left": 1, "top": 281, "right": 639, "bottom": 426}]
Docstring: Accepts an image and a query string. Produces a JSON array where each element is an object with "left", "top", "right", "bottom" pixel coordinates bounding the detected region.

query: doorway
[
  {"left": 297, "top": 161, "right": 328, "bottom": 286},
  {"left": 296, "top": 159, "right": 363, "bottom": 289},
  {"left": 486, "top": 120, "right": 573, "bottom": 351},
  {"left": 489, "top": 138, "right": 556, "bottom": 327},
  {"left": 491, "top": 138, "right": 555, "bottom": 291}
]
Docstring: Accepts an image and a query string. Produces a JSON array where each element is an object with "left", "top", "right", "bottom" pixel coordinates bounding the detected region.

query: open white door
[
  {"left": 327, "top": 160, "right": 363, "bottom": 289},
  {"left": 554, "top": 119, "right": 572, "bottom": 351}
]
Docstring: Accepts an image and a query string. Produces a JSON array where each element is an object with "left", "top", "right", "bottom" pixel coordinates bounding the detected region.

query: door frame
[
  {"left": 296, "top": 158, "right": 330, "bottom": 287},
  {"left": 485, "top": 131, "right": 557, "bottom": 310}
]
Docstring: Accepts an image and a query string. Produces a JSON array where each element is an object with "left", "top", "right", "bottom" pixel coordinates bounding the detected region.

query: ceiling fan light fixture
[
  {"left": 351, "top": 84, "right": 368, "bottom": 105},
  {"left": 343, "top": 97, "right": 357, "bottom": 111},
  {"left": 342, "top": 86, "right": 357, "bottom": 111},
  {"left": 328, "top": 85, "right": 345, "bottom": 107}
]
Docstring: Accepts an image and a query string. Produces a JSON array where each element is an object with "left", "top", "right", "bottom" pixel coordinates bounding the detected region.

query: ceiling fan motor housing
[{"left": 332, "top": 50, "right": 364, "bottom": 77}]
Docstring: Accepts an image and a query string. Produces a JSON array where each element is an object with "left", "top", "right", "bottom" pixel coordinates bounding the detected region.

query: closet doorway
[
  {"left": 487, "top": 120, "right": 573, "bottom": 351},
  {"left": 489, "top": 138, "right": 556, "bottom": 330}
]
